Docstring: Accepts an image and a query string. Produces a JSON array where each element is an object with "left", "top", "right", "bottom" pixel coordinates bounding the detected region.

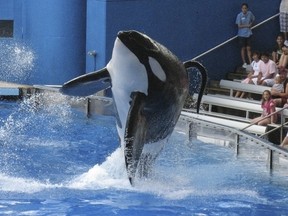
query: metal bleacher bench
[
  {"left": 219, "top": 79, "right": 271, "bottom": 97},
  {"left": 196, "top": 94, "right": 262, "bottom": 120},
  {"left": 188, "top": 93, "right": 288, "bottom": 136},
  {"left": 181, "top": 111, "right": 267, "bottom": 135},
  {"left": 193, "top": 93, "right": 288, "bottom": 122}
]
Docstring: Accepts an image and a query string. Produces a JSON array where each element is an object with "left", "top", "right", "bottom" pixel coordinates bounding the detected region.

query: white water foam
[
  {"left": 0, "top": 147, "right": 129, "bottom": 193},
  {"left": 68, "top": 147, "right": 130, "bottom": 190},
  {"left": 0, "top": 144, "right": 264, "bottom": 205},
  {"left": 0, "top": 173, "right": 58, "bottom": 193}
]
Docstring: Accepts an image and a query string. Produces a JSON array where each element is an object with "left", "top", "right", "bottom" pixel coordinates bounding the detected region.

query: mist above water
[{"left": 0, "top": 40, "right": 35, "bottom": 83}]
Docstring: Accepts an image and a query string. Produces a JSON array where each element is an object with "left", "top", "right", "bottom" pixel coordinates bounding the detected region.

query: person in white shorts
[
  {"left": 235, "top": 51, "right": 263, "bottom": 98},
  {"left": 257, "top": 52, "right": 278, "bottom": 87}
]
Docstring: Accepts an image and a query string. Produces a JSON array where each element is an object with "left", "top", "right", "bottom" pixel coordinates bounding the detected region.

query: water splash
[
  {"left": 0, "top": 173, "right": 58, "bottom": 193},
  {"left": 0, "top": 92, "right": 74, "bottom": 176},
  {"left": 68, "top": 147, "right": 129, "bottom": 190},
  {"left": 0, "top": 40, "right": 35, "bottom": 82},
  {"left": 0, "top": 92, "right": 72, "bottom": 146}
]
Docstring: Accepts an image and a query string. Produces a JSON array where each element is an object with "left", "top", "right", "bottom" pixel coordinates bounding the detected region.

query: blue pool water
[{"left": 0, "top": 94, "right": 288, "bottom": 215}]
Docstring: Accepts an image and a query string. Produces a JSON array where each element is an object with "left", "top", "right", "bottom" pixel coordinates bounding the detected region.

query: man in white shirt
[{"left": 258, "top": 52, "right": 278, "bottom": 86}]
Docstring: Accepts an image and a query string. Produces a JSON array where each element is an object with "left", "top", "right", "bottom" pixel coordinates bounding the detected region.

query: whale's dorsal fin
[
  {"left": 60, "top": 68, "right": 111, "bottom": 97},
  {"left": 183, "top": 60, "right": 208, "bottom": 113}
]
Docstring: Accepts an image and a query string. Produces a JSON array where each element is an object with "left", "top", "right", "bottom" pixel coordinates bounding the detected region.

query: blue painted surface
[
  {"left": 0, "top": 0, "right": 86, "bottom": 85},
  {"left": 23, "top": 0, "right": 86, "bottom": 84},
  {"left": 86, "top": 0, "right": 107, "bottom": 72},
  {"left": 0, "top": 88, "right": 19, "bottom": 96},
  {"left": 0, "top": 0, "right": 282, "bottom": 84},
  {"left": 103, "top": 0, "right": 281, "bottom": 81},
  {"left": 0, "top": 0, "right": 13, "bottom": 18}
]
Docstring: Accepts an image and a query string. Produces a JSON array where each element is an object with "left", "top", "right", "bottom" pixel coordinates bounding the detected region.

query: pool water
[{"left": 0, "top": 94, "right": 287, "bottom": 215}]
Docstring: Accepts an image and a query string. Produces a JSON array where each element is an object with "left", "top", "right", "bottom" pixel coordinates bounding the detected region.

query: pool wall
[
  {"left": 62, "top": 93, "right": 288, "bottom": 173},
  {"left": 179, "top": 114, "right": 288, "bottom": 173},
  {"left": 0, "top": 0, "right": 281, "bottom": 84}
]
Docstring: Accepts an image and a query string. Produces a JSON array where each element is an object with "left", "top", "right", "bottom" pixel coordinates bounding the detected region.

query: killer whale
[{"left": 60, "top": 30, "right": 207, "bottom": 185}]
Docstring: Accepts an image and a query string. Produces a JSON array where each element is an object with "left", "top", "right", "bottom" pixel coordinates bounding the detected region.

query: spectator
[
  {"left": 272, "top": 34, "right": 285, "bottom": 64},
  {"left": 271, "top": 75, "right": 284, "bottom": 93},
  {"left": 278, "top": 40, "right": 288, "bottom": 68},
  {"left": 235, "top": 51, "right": 263, "bottom": 98},
  {"left": 235, "top": 3, "right": 255, "bottom": 68},
  {"left": 251, "top": 90, "right": 277, "bottom": 126},
  {"left": 272, "top": 67, "right": 288, "bottom": 107},
  {"left": 257, "top": 52, "right": 278, "bottom": 87},
  {"left": 280, "top": 0, "right": 288, "bottom": 40}
]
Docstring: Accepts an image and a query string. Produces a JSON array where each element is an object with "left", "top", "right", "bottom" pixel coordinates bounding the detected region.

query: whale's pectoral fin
[
  {"left": 60, "top": 68, "right": 111, "bottom": 97},
  {"left": 124, "top": 92, "right": 147, "bottom": 186},
  {"left": 183, "top": 60, "right": 208, "bottom": 113}
]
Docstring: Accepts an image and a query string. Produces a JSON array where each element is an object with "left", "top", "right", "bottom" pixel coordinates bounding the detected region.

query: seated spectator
[
  {"left": 272, "top": 67, "right": 288, "bottom": 107},
  {"left": 278, "top": 40, "right": 288, "bottom": 68},
  {"left": 251, "top": 90, "right": 277, "bottom": 126},
  {"left": 257, "top": 52, "right": 278, "bottom": 86},
  {"left": 272, "top": 34, "right": 285, "bottom": 65},
  {"left": 271, "top": 75, "right": 284, "bottom": 93},
  {"left": 235, "top": 51, "right": 263, "bottom": 98}
]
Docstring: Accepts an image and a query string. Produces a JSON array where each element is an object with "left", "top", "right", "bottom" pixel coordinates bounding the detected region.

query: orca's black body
[{"left": 60, "top": 30, "right": 207, "bottom": 185}]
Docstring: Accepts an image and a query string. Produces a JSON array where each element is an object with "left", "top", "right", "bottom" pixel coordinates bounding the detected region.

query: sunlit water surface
[{"left": 0, "top": 95, "right": 287, "bottom": 216}]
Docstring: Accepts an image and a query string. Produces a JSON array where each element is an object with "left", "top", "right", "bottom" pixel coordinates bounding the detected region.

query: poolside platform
[{"left": 0, "top": 81, "right": 36, "bottom": 99}]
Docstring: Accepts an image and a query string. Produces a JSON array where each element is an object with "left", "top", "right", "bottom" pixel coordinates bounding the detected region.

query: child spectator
[
  {"left": 277, "top": 39, "right": 288, "bottom": 68},
  {"left": 271, "top": 75, "right": 284, "bottom": 93},
  {"left": 272, "top": 34, "right": 285, "bottom": 64},
  {"left": 272, "top": 67, "right": 288, "bottom": 107},
  {"left": 251, "top": 90, "right": 277, "bottom": 126},
  {"left": 235, "top": 3, "right": 255, "bottom": 68}
]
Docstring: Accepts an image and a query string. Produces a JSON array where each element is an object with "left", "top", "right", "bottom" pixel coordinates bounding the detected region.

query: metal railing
[
  {"left": 180, "top": 113, "right": 288, "bottom": 170},
  {"left": 192, "top": 13, "right": 280, "bottom": 60},
  {"left": 240, "top": 105, "right": 288, "bottom": 142}
]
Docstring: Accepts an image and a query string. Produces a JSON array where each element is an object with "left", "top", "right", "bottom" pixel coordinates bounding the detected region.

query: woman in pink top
[{"left": 251, "top": 90, "right": 277, "bottom": 125}]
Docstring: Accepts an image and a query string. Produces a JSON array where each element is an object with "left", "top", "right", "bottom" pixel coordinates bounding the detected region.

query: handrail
[
  {"left": 192, "top": 13, "right": 280, "bottom": 60},
  {"left": 181, "top": 112, "right": 288, "bottom": 157},
  {"left": 240, "top": 105, "right": 288, "bottom": 131},
  {"left": 240, "top": 105, "right": 288, "bottom": 136},
  {"left": 259, "top": 121, "right": 288, "bottom": 138}
]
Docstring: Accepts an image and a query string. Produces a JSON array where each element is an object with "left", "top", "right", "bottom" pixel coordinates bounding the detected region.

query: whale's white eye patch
[{"left": 148, "top": 57, "right": 166, "bottom": 82}]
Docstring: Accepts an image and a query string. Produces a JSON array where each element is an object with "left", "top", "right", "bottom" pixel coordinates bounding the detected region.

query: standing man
[
  {"left": 280, "top": 0, "right": 288, "bottom": 41},
  {"left": 236, "top": 3, "right": 255, "bottom": 68}
]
